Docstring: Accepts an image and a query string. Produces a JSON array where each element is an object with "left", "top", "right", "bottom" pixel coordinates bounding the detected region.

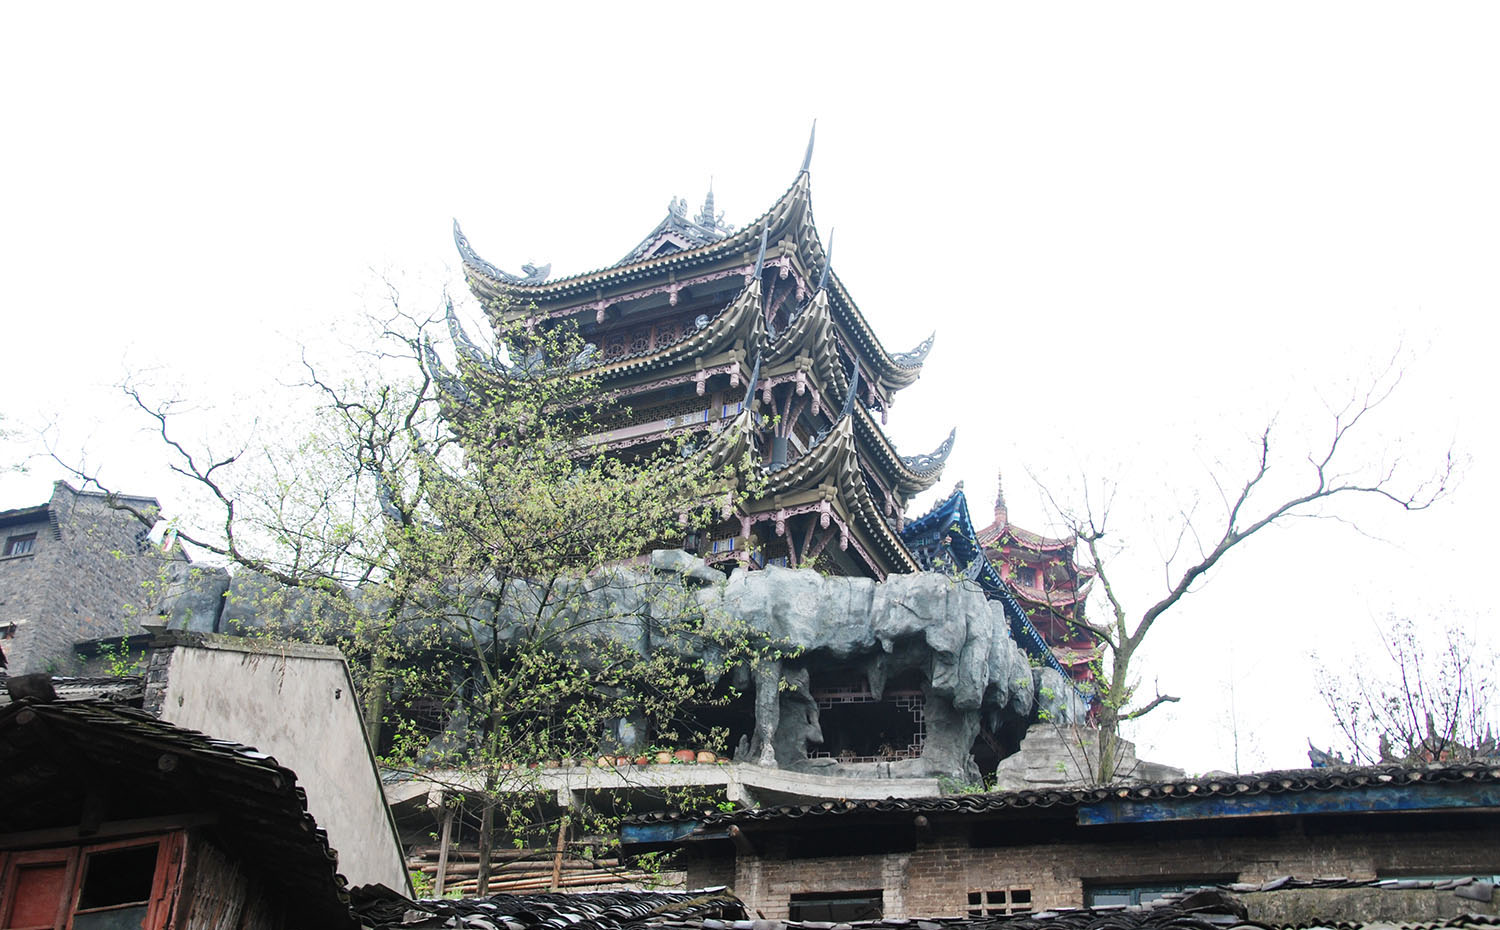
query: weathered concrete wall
[
  {"left": 150, "top": 633, "right": 410, "bottom": 894},
  {"left": 0, "top": 482, "right": 182, "bottom": 674}
]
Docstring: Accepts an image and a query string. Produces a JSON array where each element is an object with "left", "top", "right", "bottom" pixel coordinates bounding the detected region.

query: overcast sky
[{"left": 4, "top": 3, "right": 1496, "bottom": 775}]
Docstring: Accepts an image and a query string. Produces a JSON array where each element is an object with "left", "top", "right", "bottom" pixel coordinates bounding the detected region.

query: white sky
[{"left": 3, "top": 3, "right": 1496, "bottom": 775}]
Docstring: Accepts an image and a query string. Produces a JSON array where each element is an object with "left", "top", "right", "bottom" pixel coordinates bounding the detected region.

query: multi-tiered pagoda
[
  {"left": 448, "top": 137, "right": 951, "bottom": 580},
  {"left": 978, "top": 473, "right": 1103, "bottom": 688}
]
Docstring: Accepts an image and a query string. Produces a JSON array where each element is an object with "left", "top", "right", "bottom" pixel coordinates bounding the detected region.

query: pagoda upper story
[
  {"left": 976, "top": 473, "right": 1103, "bottom": 685},
  {"left": 443, "top": 133, "right": 952, "bottom": 581}
]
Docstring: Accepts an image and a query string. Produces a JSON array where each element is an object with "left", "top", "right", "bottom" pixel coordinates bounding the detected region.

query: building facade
[
  {"left": 0, "top": 481, "right": 181, "bottom": 675},
  {"left": 626, "top": 763, "right": 1500, "bottom": 920}
]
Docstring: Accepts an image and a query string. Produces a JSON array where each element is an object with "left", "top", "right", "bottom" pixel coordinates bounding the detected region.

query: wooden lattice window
[
  {"left": 968, "top": 888, "right": 1031, "bottom": 916},
  {"left": 629, "top": 329, "right": 651, "bottom": 354}
]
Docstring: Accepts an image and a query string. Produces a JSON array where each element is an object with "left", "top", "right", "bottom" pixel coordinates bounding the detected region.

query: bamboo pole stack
[{"left": 408, "top": 844, "right": 677, "bottom": 896}]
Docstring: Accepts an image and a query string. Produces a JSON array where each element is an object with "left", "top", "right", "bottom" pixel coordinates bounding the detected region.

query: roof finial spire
[
  {"left": 816, "top": 229, "right": 835, "bottom": 292},
  {"left": 995, "top": 470, "right": 1009, "bottom": 524},
  {"left": 697, "top": 178, "right": 717, "bottom": 228},
  {"left": 800, "top": 120, "right": 817, "bottom": 174}
]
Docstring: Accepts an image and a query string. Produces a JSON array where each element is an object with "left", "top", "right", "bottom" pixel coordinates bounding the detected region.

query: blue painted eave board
[
  {"left": 620, "top": 821, "right": 703, "bottom": 845},
  {"left": 1078, "top": 783, "right": 1500, "bottom": 825}
]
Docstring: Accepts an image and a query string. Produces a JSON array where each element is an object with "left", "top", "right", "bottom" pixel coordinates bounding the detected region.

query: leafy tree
[
  {"left": 59, "top": 290, "right": 775, "bottom": 892},
  {"left": 1039, "top": 366, "right": 1454, "bottom": 782},
  {"left": 1316, "top": 616, "right": 1496, "bottom": 765}
]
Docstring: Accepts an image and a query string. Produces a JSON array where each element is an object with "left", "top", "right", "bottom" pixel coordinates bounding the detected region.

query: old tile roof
[
  {"left": 626, "top": 761, "right": 1500, "bottom": 827},
  {"left": 0, "top": 674, "right": 144, "bottom": 706},
  {"left": 352, "top": 888, "right": 746, "bottom": 930},
  {"left": 0, "top": 698, "right": 355, "bottom": 928},
  {"left": 354, "top": 885, "right": 1500, "bottom": 930}
]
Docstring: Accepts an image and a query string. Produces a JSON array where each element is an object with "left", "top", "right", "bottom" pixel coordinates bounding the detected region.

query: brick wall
[
  {"left": 0, "top": 482, "right": 179, "bottom": 674},
  {"left": 725, "top": 818, "right": 1500, "bottom": 919}
]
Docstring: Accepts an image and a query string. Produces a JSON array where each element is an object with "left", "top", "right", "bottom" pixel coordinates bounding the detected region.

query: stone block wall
[
  {"left": 0, "top": 482, "right": 181, "bottom": 674},
  {"left": 713, "top": 822, "right": 1500, "bottom": 919}
]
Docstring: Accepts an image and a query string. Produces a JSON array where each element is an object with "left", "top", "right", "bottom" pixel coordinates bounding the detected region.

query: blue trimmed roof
[{"left": 902, "top": 488, "right": 1085, "bottom": 696}]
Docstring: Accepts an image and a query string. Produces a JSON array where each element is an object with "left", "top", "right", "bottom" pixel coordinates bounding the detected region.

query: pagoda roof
[
  {"left": 690, "top": 397, "right": 916, "bottom": 577},
  {"left": 854, "top": 405, "right": 953, "bottom": 497},
  {"left": 901, "top": 487, "right": 1082, "bottom": 688},
  {"left": 1051, "top": 642, "right": 1106, "bottom": 668},
  {"left": 442, "top": 221, "right": 951, "bottom": 499},
  {"left": 978, "top": 519, "right": 1080, "bottom": 553},
  {"left": 618, "top": 190, "right": 738, "bottom": 266},
  {"left": 458, "top": 173, "right": 820, "bottom": 305},
  {"left": 1008, "top": 577, "right": 1092, "bottom": 609},
  {"left": 456, "top": 154, "right": 930, "bottom": 393}
]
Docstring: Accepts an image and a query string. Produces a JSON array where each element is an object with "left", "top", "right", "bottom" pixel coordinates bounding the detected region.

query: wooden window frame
[
  {"left": 2, "top": 534, "right": 36, "bottom": 558},
  {"left": 0, "top": 833, "right": 183, "bottom": 930}
]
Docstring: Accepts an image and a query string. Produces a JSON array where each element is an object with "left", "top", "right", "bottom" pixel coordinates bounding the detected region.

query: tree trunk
[
  {"left": 476, "top": 792, "right": 495, "bottom": 895},
  {"left": 549, "top": 815, "right": 568, "bottom": 891},
  {"left": 363, "top": 648, "right": 390, "bottom": 749},
  {"left": 1094, "top": 641, "right": 1134, "bottom": 783},
  {"left": 434, "top": 804, "right": 456, "bottom": 897}
]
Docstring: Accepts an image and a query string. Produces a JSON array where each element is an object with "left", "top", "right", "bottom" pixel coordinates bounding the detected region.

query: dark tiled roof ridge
[
  {"left": 351, "top": 886, "right": 747, "bottom": 930},
  {"left": 0, "top": 697, "right": 354, "bottom": 923},
  {"left": 624, "top": 760, "right": 1500, "bottom": 826},
  {"left": 353, "top": 882, "right": 1500, "bottom": 930},
  {"left": 466, "top": 176, "right": 807, "bottom": 296}
]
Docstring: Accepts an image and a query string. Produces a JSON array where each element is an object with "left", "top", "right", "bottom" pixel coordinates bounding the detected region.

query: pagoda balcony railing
[{"left": 585, "top": 402, "right": 741, "bottom": 447}]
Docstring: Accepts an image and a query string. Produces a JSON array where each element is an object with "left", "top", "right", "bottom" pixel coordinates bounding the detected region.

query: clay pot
[
  {"left": 674, "top": 749, "right": 697, "bottom": 763},
  {"left": 696, "top": 750, "right": 717, "bottom": 764},
  {"left": 655, "top": 751, "right": 674, "bottom": 764},
  {"left": 634, "top": 755, "right": 651, "bottom": 766},
  {"left": 597, "top": 756, "right": 614, "bottom": 768},
  {"left": 616, "top": 755, "right": 634, "bottom": 767}
]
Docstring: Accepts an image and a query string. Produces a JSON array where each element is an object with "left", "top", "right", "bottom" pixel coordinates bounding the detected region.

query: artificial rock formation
[{"left": 155, "top": 551, "right": 1087, "bottom": 782}]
